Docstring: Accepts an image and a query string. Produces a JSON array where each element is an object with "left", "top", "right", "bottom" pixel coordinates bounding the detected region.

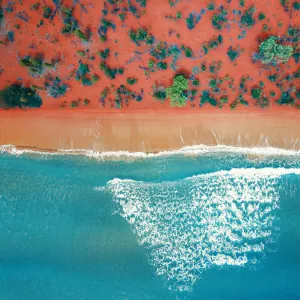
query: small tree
[
  {"left": 166, "top": 75, "right": 189, "bottom": 107},
  {"left": 258, "top": 36, "right": 293, "bottom": 64}
]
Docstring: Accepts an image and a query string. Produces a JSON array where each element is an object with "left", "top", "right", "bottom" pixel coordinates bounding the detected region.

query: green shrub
[
  {"left": 74, "top": 29, "right": 88, "bottom": 42},
  {"left": 293, "top": 2, "right": 300, "bottom": 9},
  {"left": 43, "top": 6, "right": 52, "bottom": 18},
  {"left": 192, "top": 79, "right": 200, "bottom": 86},
  {"left": 276, "top": 91, "right": 295, "bottom": 106},
  {"left": 61, "top": 6, "right": 79, "bottom": 35},
  {"left": 0, "top": 7, "right": 4, "bottom": 24},
  {"left": 166, "top": 75, "right": 189, "bottom": 107},
  {"left": 268, "top": 74, "right": 278, "bottom": 82},
  {"left": 240, "top": 6, "right": 255, "bottom": 28},
  {"left": 98, "top": 48, "right": 110, "bottom": 59},
  {"left": 258, "top": 36, "right": 293, "bottom": 64},
  {"left": 153, "top": 85, "right": 167, "bottom": 101},
  {"left": 207, "top": 2, "right": 215, "bottom": 10},
  {"left": 127, "top": 77, "right": 138, "bottom": 85},
  {"left": 83, "top": 98, "right": 90, "bottom": 105},
  {"left": 100, "top": 61, "right": 123, "bottom": 79},
  {"left": 185, "top": 47, "right": 193, "bottom": 58},
  {"left": 200, "top": 90, "right": 218, "bottom": 107},
  {"left": 176, "top": 11, "right": 182, "bottom": 19},
  {"left": 0, "top": 84, "right": 42, "bottom": 109},
  {"left": 45, "top": 77, "right": 68, "bottom": 98},
  {"left": 71, "top": 100, "right": 79, "bottom": 108},
  {"left": 258, "top": 12, "right": 266, "bottom": 20},
  {"left": 76, "top": 50, "right": 85, "bottom": 57},
  {"left": 157, "top": 62, "right": 168, "bottom": 70},
  {"left": 251, "top": 87, "right": 262, "bottom": 99},
  {"left": 211, "top": 8, "right": 228, "bottom": 30},
  {"left": 129, "top": 28, "right": 152, "bottom": 46},
  {"left": 92, "top": 74, "right": 99, "bottom": 83},
  {"left": 227, "top": 46, "right": 240, "bottom": 61},
  {"left": 20, "top": 55, "right": 44, "bottom": 75},
  {"left": 280, "top": 0, "right": 289, "bottom": 10}
]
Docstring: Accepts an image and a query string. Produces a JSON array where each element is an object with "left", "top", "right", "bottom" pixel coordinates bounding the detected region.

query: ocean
[{"left": 0, "top": 147, "right": 299, "bottom": 299}]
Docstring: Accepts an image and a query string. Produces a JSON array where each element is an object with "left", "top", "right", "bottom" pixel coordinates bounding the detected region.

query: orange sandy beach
[{"left": 0, "top": 110, "right": 300, "bottom": 153}]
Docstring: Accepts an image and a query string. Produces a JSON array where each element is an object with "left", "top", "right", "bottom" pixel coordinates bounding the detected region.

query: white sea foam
[
  {"left": 1, "top": 144, "right": 300, "bottom": 160},
  {"left": 106, "top": 168, "right": 300, "bottom": 292}
]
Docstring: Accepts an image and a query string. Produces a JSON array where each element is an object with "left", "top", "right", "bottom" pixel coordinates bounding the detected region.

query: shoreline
[{"left": 0, "top": 110, "right": 300, "bottom": 156}]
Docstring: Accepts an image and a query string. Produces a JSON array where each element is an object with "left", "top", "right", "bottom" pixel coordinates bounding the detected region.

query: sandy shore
[{"left": 0, "top": 110, "right": 300, "bottom": 153}]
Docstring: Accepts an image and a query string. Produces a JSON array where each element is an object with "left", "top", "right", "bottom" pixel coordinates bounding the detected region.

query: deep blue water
[{"left": 0, "top": 151, "right": 299, "bottom": 299}]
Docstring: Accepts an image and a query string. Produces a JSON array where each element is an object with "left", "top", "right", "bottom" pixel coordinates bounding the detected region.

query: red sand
[{"left": 0, "top": 0, "right": 299, "bottom": 111}]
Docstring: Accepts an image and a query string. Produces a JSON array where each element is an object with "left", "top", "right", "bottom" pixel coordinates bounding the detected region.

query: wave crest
[{"left": 1, "top": 144, "right": 300, "bottom": 161}]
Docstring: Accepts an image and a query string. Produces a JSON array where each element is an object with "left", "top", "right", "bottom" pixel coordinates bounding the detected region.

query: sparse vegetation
[
  {"left": 19, "top": 55, "right": 53, "bottom": 75},
  {"left": 211, "top": 7, "right": 228, "bottom": 30},
  {"left": 100, "top": 61, "right": 124, "bottom": 79},
  {"left": 129, "top": 28, "right": 153, "bottom": 46},
  {"left": 200, "top": 90, "right": 218, "bottom": 107},
  {"left": 153, "top": 85, "right": 167, "bottom": 101},
  {"left": 45, "top": 77, "right": 68, "bottom": 98}
]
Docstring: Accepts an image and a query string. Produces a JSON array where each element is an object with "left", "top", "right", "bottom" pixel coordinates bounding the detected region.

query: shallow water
[{"left": 0, "top": 151, "right": 299, "bottom": 299}]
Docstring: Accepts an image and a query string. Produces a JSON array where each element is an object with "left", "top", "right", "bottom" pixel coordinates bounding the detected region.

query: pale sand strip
[{"left": 0, "top": 111, "right": 299, "bottom": 153}]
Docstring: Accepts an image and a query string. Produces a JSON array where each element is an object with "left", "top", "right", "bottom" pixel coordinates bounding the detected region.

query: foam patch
[{"left": 107, "top": 168, "right": 299, "bottom": 292}]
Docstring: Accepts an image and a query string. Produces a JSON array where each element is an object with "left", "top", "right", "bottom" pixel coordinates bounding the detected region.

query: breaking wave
[
  {"left": 1, "top": 144, "right": 300, "bottom": 161},
  {"left": 106, "top": 168, "right": 300, "bottom": 292}
]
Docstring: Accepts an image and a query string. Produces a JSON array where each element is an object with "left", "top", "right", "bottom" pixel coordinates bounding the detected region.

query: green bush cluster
[
  {"left": 211, "top": 8, "right": 228, "bottom": 30},
  {"left": 19, "top": 55, "right": 52, "bottom": 75},
  {"left": 202, "top": 35, "right": 223, "bottom": 54},
  {"left": 240, "top": 6, "right": 256, "bottom": 28},
  {"left": 0, "top": 7, "right": 3, "bottom": 24},
  {"left": 166, "top": 75, "right": 189, "bottom": 107},
  {"left": 74, "top": 29, "right": 88, "bottom": 42},
  {"left": 200, "top": 90, "right": 218, "bottom": 107},
  {"left": 293, "top": 2, "right": 300, "bottom": 10},
  {"left": 129, "top": 28, "right": 154, "bottom": 46},
  {"left": 61, "top": 6, "right": 79, "bottom": 35},
  {"left": 227, "top": 46, "right": 240, "bottom": 62},
  {"left": 184, "top": 47, "right": 193, "bottom": 58},
  {"left": 153, "top": 85, "right": 167, "bottom": 101},
  {"left": 150, "top": 42, "right": 168, "bottom": 60},
  {"left": 157, "top": 61, "right": 168, "bottom": 70},
  {"left": 207, "top": 2, "right": 215, "bottom": 10},
  {"left": 0, "top": 84, "right": 42, "bottom": 109},
  {"left": 127, "top": 77, "right": 138, "bottom": 85},
  {"left": 258, "top": 36, "right": 293, "bottom": 64},
  {"left": 100, "top": 61, "right": 123, "bottom": 79},
  {"left": 45, "top": 77, "right": 68, "bottom": 98},
  {"left": 251, "top": 87, "right": 262, "bottom": 99},
  {"left": 76, "top": 62, "right": 92, "bottom": 86},
  {"left": 43, "top": 6, "right": 52, "bottom": 19},
  {"left": 98, "top": 48, "right": 110, "bottom": 60},
  {"left": 277, "top": 91, "right": 295, "bottom": 106}
]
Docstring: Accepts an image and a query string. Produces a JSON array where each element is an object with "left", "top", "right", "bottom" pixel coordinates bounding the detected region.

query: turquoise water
[{"left": 0, "top": 150, "right": 300, "bottom": 299}]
